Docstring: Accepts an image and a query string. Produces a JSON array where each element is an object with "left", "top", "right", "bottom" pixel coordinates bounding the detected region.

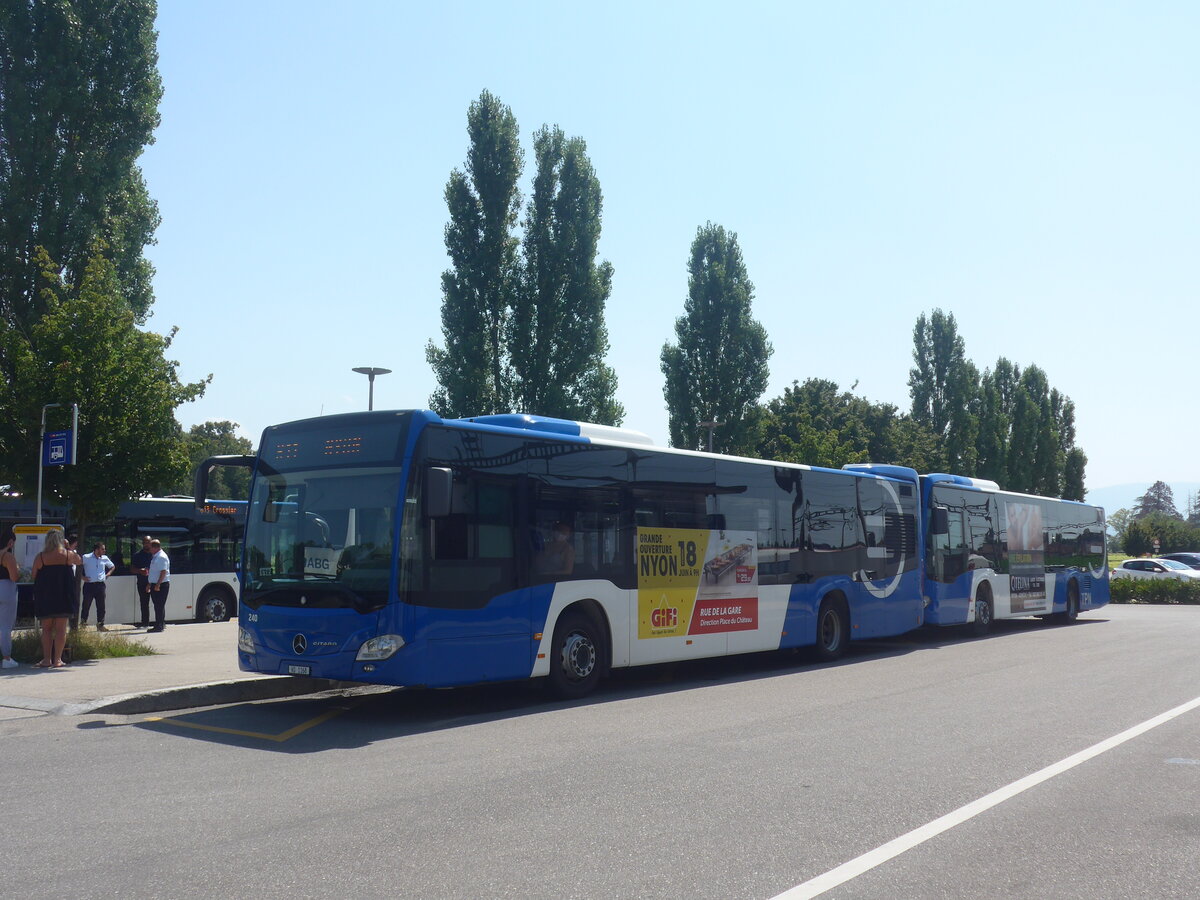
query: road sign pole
[
  {"left": 71, "top": 402, "right": 78, "bottom": 468},
  {"left": 36, "top": 404, "right": 57, "bottom": 524}
]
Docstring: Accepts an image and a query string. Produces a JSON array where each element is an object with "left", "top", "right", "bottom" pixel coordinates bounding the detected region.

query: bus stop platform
[{"left": 0, "top": 621, "right": 340, "bottom": 717}]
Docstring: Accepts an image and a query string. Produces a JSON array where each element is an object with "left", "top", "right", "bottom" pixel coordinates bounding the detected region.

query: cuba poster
[{"left": 1006, "top": 500, "right": 1048, "bottom": 613}]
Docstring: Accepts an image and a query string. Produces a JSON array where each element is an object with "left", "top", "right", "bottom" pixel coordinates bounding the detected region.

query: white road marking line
[{"left": 773, "top": 694, "right": 1200, "bottom": 899}]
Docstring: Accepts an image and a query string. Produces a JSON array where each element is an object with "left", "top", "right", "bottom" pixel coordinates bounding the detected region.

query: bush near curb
[
  {"left": 1109, "top": 578, "right": 1200, "bottom": 605},
  {"left": 8, "top": 627, "right": 157, "bottom": 663}
]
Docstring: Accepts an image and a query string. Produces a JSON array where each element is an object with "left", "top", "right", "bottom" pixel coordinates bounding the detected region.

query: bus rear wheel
[
  {"left": 197, "top": 588, "right": 233, "bottom": 623},
  {"left": 548, "top": 609, "right": 604, "bottom": 699},
  {"left": 814, "top": 597, "right": 849, "bottom": 661},
  {"left": 972, "top": 586, "right": 993, "bottom": 635},
  {"left": 1058, "top": 581, "right": 1080, "bottom": 624}
]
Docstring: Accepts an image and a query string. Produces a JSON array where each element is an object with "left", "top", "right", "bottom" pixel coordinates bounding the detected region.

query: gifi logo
[{"left": 651, "top": 607, "right": 679, "bottom": 628}]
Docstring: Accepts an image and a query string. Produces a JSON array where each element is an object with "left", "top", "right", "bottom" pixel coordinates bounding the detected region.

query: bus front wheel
[{"left": 548, "top": 609, "right": 604, "bottom": 699}]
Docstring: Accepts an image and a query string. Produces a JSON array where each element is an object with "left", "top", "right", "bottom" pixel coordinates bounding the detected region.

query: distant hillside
[{"left": 1085, "top": 482, "right": 1200, "bottom": 517}]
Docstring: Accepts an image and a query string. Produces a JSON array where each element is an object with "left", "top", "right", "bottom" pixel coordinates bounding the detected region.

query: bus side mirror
[
  {"left": 426, "top": 467, "right": 453, "bottom": 518},
  {"left": 930, "top": 508, "right": 949, "bottom": 535},
  {"left": 193, "top": 455, "right": 255, "bottom": 509}
]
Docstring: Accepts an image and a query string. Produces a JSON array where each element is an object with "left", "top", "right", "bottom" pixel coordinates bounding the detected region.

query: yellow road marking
[{"left": 146, "top": 702, "right": 356, "bottom": 743}]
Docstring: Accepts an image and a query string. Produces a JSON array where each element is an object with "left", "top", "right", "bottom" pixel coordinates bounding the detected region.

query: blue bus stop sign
[{"left": 43, "top": 430, "right": 72, "bottom": 466}]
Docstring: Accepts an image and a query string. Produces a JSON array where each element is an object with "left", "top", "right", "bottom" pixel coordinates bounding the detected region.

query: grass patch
[{"left": 8, "top": 626, "right": 157, "bottom": 663}]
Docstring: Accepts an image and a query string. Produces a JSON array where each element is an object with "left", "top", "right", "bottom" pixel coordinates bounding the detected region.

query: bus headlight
[
  {"left": 238, "top": 627, "right": 255, "bottom": 654},
  {"left": 356, "top": 634, "right": 405, "bottom": 661}
]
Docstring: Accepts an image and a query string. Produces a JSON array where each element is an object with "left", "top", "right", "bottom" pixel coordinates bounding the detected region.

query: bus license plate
[{"left": 288, "top": 664, "right": 311, "bottom": 675}]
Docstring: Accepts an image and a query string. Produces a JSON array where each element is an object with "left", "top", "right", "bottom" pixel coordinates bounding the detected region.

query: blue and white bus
[
  {"left": 197, "top": 411, "right": 1106, "bottom": 697},
  {"left": 917, "top": 473, "right": 1108, "bottom": 632}
]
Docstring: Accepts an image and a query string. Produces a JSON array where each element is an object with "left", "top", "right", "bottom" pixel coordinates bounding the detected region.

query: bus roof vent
[
  {"left": 842, "top": 463, "right": 919, "bottom": 483},
  {"left": 924, "top": 473, "right": 1001, "bottom": 491},
  {"left": 461, "top": 414, "right": 655, "bottom": 446}
]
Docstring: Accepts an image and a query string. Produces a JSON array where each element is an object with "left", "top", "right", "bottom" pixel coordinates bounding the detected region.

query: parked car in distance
[
  {"left": 1161, "top": 552, "right": 1200, "bottom": 570},
  {"left": 1111, "top": 558, "right": 1200, "bottom": 581}
]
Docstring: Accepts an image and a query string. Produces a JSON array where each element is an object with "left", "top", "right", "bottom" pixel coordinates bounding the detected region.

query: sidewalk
[{"left": 0, "top": 621, "right": 337, "bottom": 716}]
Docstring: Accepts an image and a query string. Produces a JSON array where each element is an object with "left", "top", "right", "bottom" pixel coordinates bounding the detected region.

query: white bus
[{"left": 3, "top": 495, "right": 244, "bottom": 624}]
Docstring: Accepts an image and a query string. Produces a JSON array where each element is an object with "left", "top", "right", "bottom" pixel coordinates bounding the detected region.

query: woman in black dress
[{"left": 31, "top": 530, "right": 81, "bottom": 668}]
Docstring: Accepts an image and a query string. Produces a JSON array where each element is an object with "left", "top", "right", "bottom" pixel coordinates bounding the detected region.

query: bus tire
[
  {"left": 197, "top": 587, "right": 234, "bottom": 623},
  {"left": 972, "top": 585, "right": 993, "bottom": 635},
  {"left": 548, "top": 609, "right": 605, "bottom": 699},
  {"left": 1058, "top": 581, "right": 1080, "bottom": 624},
  {"left": 814, "top": 596, "right": 849, "bottom": 661}
]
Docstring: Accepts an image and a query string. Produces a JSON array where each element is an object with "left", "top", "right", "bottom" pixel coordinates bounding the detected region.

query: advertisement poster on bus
[
  {"left": 1005, "top": 501, "right": 1048, "bottom": 612},
  {"left": 637, "top": 527, "right": 759, "bottom": 639}
]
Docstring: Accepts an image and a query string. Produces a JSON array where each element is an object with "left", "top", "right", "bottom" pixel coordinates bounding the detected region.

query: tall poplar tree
[
  {"left": 908, "top": 309, "right": 978, "bottom": 474},
  {"left": 976, "top": 357, "right": 1020, "bottom": 484},
  {"left": 661, "top": 223, "right": 772, "bottom": 454},
  {"left": 510, "top": 126, "right": 621, "bottom": 424},
  {"left": 0, "top": 0, "right": 162, "bottom": 330},
  {"left": 0, "top": 2, "right": 208, "bottom": 516},
  {"left": 426, "top": 91, "right": 523, "bottom": 417}
]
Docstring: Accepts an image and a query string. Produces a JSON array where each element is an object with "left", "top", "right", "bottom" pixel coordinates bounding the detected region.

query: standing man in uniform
[
  {"left": 80, "top": 541, "right": 115, "bottom": 630},
  {"left": 147, "top": 538, "right": 171, "bottom": 633},
  {"left": 130, "top": 535, "right": 154, "bottom": 630}
]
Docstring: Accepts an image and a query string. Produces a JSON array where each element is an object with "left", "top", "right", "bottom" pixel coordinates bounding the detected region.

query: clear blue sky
[{"left": 141, "top": 1, "right": 1198, "bottom": 497}]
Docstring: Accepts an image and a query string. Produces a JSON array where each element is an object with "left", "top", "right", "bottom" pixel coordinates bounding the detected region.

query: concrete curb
[{"left": 0, "top": 676, "right": 345, "bottom": 717}]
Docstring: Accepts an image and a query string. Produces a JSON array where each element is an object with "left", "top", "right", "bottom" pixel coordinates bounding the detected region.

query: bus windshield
[{"left": 242, "top": 465, "right": 403, "bottom": 613}]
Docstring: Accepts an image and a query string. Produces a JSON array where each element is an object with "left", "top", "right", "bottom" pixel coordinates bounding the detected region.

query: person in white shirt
[
  {"left": 81, "top": 541, "right": 115, "bottom": 630},
  {"left": 146, "top": 539, "right": 171, "bottom": 632}
]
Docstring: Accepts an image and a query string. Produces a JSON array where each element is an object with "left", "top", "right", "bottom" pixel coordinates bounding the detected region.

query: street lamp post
[
  {"left": 699, "top": 420, "right": 722, "bottom": 454},
  {"left": 352, "top": 367, "right": 392, "bottom": 411}
]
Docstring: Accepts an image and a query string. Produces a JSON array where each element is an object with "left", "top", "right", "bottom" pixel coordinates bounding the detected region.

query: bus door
[
  {"left": 929, "top": 505, "right": 969, "bottom": 586},
  {"left": 422, "top": 471, "right": 527, "bottom": 684}
]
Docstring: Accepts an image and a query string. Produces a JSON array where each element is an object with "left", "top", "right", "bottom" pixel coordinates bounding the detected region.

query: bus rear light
[{"left": 356, "top": 634, "right": 404, "bottom": 661}]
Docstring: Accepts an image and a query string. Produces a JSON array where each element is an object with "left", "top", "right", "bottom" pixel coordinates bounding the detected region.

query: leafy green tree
[
  {"left": 509, "top": 126, "right": 621, "bottom": 424},
  {"left": 661, "top": 223, "right": 772, "bottom": 454},
  {"left": 758, "top": 381, "right": 867, "bottom": 469},
  {"left": 1134, "top": 481, "right": 1180, "bottom": 520},
  {"left": 1124, "top": 512, "right": 1193, "bottom": 556},
  {"left": 1186, "top": 493, "right": 1200, "bottom": 527},
  {"left": 0, "top": 246, "right": 207, "bottom": 527},
  {"left": 756, "top": 378, "right": 941, "bottom": 471},
  {"left": 0, "top": 0, "right": 162, "bottom": 331},
  {"left": 1106, "top": 507, "right": 1133, "bottom": 551},
  {"left": 426, "top": 90, "right": 523, "bottom": 417},
  {"left": 908, "top": 310, "right": 979, "bottom": 474},
  {"left": 169, "top": 421, "right": 254, "bottom": 500}
]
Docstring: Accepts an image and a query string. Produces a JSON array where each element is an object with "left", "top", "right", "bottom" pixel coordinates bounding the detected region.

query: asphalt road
[{"left": 3, "top": 603, "right": 1198, "bottom": 899}]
